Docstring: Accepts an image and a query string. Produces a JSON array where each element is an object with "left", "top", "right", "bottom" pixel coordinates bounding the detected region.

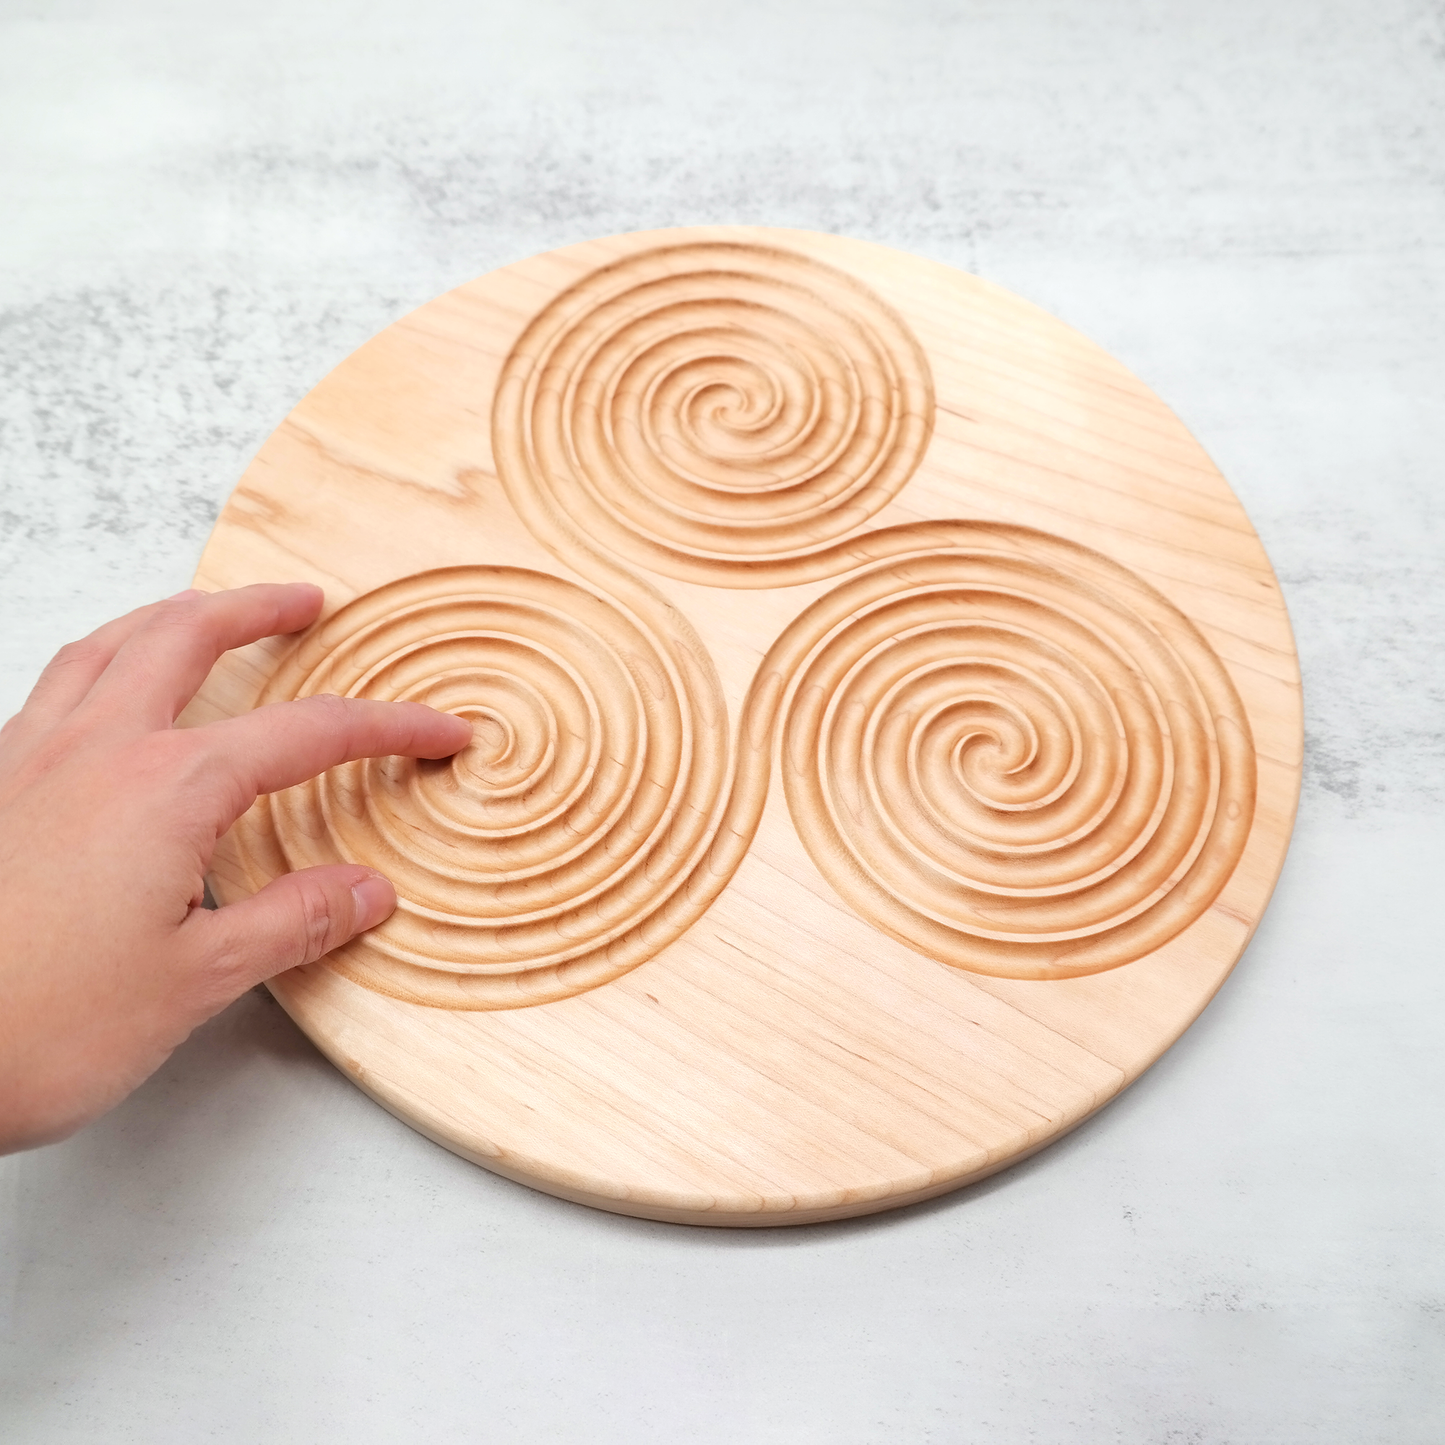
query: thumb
[{"left": 188, "top": 864, "right": 396, "bottom": 1002}]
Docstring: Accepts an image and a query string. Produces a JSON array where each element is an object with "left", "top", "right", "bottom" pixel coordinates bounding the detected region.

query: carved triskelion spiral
[{"left": 237, "top": 242, "right": 1256, "bottom": 1008}]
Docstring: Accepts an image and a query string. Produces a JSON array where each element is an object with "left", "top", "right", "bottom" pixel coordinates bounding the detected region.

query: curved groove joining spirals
[
  {"left": 732, "top": 522, "right": 1257, "bottom": 981},
  {"left": 492, "top": 242, "right": 936, "bottom": 587},
  {"left": 238, "top": 567, "right": 733, "bottom": 1009}
]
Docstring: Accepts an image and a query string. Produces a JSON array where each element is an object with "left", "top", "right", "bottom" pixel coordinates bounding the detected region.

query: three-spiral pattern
[{"left": 239, "top": 243, "right": 1258, "bottom": 1007}]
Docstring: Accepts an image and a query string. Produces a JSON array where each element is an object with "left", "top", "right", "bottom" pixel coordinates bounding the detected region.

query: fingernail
[
  {"left": 351, "top": 871, "right": 396, "bottom": 931},
  {"left": 166, "top": 587, "right": 205, "bottom": 601}
]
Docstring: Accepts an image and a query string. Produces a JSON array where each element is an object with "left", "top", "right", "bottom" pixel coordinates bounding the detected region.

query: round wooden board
[{"left": 190, "top": 227, "right": 1302, "bottom": 1226}]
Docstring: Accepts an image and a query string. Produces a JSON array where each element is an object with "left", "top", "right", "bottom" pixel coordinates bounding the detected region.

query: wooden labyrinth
[{"left": 191, "top": 228, "right": 1302, "bottom": 1225}]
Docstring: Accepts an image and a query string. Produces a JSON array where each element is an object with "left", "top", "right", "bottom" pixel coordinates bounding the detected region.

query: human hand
[{"left": 0, "top": 583, "right": 472, "bottom": 1154}]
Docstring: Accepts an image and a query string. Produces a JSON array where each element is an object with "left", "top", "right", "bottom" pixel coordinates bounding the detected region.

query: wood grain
[{"left": 188, "top": 227, "right": 1302, "bottom": 1226}]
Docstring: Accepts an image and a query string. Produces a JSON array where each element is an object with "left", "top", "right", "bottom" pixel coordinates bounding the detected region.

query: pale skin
[{"left": 0, "top": 582, "right": 473, "bottom": 1155}]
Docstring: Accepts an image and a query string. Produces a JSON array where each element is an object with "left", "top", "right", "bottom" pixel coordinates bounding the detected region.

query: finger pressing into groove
[
  {"left": 81, "top": 582, "right": 326, "bottom": 730},
  {"left": 189, "top": 864, "right": 397, "bottom": 999},
  {"left": 16, "top": 591, "right": 207, "bottom": 732},
  {"left": 200, "top": 694, "right": 473, "bottom": 816}
]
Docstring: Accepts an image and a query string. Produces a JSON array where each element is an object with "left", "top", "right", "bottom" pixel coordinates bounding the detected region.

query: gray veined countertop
[{"left": 1, "top": 2, "right": 1442, "bottom": 1441}]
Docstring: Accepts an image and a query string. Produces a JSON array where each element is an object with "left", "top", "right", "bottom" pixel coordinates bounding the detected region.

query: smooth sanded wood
[{"left": 188, "top": 227, "right": 1302, "bottom": 1226}]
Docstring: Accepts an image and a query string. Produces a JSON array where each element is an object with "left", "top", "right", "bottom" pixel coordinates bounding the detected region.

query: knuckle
[
  {"left": 50, "top": 638, "right": 104, "bottom": 672},
  {"left": 294, "top": 879, "right": 347, "bottom": 965},
  {"left": 19, "top": 714, "right": 105, "bottom": 778},
  {"left": 303, "top": 692, "right": 351, "bottom": 721},
  {"left": 301, "top": 691, "right": 357, "bottom": 744},
  {"left": 151, "top": 598, "right": 207, "bottom": 638},
  {"left": 140, "top": 596, "right": 217, "bottom": 657}
]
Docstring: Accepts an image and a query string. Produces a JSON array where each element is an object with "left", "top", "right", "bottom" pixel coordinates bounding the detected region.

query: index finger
[
  {"left": 197, "top": 694, "right": 474, "bottom": 827},
  {"left": 80, "top": 583, "right": 326, "bottom": 732}
]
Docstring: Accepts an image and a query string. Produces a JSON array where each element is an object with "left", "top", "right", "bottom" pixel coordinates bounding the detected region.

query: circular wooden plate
[{"left": 192, "top": 227, "right": 1301, "bottom": 1226}]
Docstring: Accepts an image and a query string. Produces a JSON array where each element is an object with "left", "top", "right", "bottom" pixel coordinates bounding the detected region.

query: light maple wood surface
[{"left": 188, "top": 227, "right": 1302, "bottom": 1226}]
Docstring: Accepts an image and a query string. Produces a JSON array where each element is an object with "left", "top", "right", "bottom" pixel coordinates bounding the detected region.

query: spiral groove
[
  {"left": 240, "top": 242, "right": 1258, "bottom": 1004},
  {"left": 743, "top": 523, "right": 1257, "bottom": 980},
  {"left": 493, "top": 242, "right": 935, "bottom": 586},
  {"left": 247, "top": 567, "right": 731, "bottom": 1008}
]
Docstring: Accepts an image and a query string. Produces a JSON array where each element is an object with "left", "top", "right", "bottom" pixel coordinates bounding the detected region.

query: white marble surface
[{"left": 1, "top": 2, "right": 1442, "bottom": 1440}]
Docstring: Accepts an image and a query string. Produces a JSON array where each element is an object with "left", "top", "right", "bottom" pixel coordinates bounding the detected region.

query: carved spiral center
[
  {"left": 252, "top": 567, "right": 731, "bottom": 1008},
  {"left": 758, "top": 526, "right": 1257, "bottom": 979}
]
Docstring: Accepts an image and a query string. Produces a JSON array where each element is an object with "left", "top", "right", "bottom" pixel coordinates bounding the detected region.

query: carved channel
[
  {"left": 239, "top": 566, "right": 732, "bottom": 1008},
  {"left": 492, "top": 241, "right": 936, "bottom": 587},
  {"left": 240, "top": 249, "right": 1258, "bottom": 1006},
  {"left": 753, "top": 523, "right": 1258, "bottom": 979}
]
